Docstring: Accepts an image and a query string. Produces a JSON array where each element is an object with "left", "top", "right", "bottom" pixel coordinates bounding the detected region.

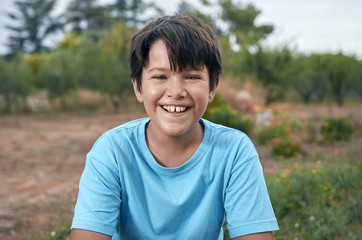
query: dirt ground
[{"left": 0, "top": 103, "right": 361, "bottom": 240}]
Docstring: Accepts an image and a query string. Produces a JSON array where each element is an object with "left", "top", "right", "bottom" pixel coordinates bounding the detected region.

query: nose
[{"left": 166, "top": 76, "right": 186, "bottom": 98}]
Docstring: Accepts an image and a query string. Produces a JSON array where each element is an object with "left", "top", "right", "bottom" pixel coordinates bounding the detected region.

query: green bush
[
  {"left": 256, "top": 125, "right": 287, "bottom": 145},
  {"left": 204, "top": 94, "right": 253, "bottom": 134},
  {"left": 267, "top": 163, "right": 362, "bottom": 240},
  {"left": 203, "top": 93, "right": 229, "bottom": 118},
  {"left": 320, "top": 117, "right": 353, "bottom": 142},
  {"left": 254, "top": 111, "right": 312, "bottom": 157},
  {"left": 0, "top": 57, "right": 32, "bottom": 113},
  {"left": 270, "top": 135, "right": 302, "bottom": 157}
]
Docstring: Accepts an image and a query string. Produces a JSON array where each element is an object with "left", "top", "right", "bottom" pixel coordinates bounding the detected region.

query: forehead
[
  {"left": 146, "top": 40, "right": 169, "bottom": 68},
  {"left": 146, "top": 40, "right": 206, "bottom": 72}
]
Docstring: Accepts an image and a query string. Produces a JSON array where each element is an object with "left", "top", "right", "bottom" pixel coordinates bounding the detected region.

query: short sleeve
[
  {"left": 71, "top": 133, "right": 121, "bottom": 236},
  {"left": 224, "top": 139, "right": 278, "bottom": 238}
]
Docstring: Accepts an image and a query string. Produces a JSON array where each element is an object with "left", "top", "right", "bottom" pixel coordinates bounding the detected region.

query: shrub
[
  {"left": 270, "top": 135, "right": 302, "bottom": 157},
  {"left": 0, "top": 57, "right": 32, "bottom": 113},
  {"left": 203, "top": 93, "right": 229, "bottom": 119},
  {"left": 254, "top": 111, "right": 312, "bottom": 157},
  {"left": 267, "top": 163, "right": 362, "bottom": 240},
  {"left": 320, "top": 117, "right": 353, "bottom": 142},
  {"left": 204, "top": 94, "right": 253, "bottom": 134},
  {"left": 256, "top": 125, "right": 287, "bottom": 145}
]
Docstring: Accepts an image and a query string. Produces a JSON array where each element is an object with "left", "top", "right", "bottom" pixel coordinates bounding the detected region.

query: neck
[{"left": 145, "top": 121, "right": 204, "bottom": 167}]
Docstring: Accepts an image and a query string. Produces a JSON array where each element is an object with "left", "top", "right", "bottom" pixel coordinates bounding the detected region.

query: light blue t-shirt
[{"left": 71, "top": 118, "right": 278, "bottom": 239}]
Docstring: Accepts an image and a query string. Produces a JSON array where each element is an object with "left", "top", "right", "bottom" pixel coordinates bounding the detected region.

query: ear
[
  {"left": 208, "top": 78, "right": 219, "bottom": 103},
  {"left": 132, "top": 78, "right": 143, "bottom": 103}
]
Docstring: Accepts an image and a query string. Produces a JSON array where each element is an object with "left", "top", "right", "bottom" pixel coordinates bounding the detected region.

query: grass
[
  {"left": 266, "top": 149, "right": 362, "bottom": 240},
  {"left": 26, "top": 221, "right": 70, "bottom": 240},
  {"left": 222, "top": 129, "right": 362, "bottom": 240}
]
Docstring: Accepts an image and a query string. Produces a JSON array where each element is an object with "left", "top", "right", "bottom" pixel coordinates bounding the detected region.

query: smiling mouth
[{"left": 162, "top": 106, "right": 189, "bottom": 113}]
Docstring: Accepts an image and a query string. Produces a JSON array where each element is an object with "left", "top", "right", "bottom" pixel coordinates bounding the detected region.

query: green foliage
[
  {"left": 321, "top": 117, "right": 353, "bottom": 142},
  {"left": 33, "top": 23, "right": 134, "bottom": 111},
  {"left": 203, "top": 93, "right": 229, "bottom": 117},
  {"left": 0, "top": 57, "right": 32, "bottom": 112},
  {"left": 247, "top": 46, "right": 295, "bottom": 104},
  {"left": 204, "top": 93, "right": 253, "bottom": 134},
  {"left": 255, "top": 111, "right": 312, "bottom": 157},
  {"left": 58, "top": 32, "right": 83, "bottom": 51},
  {"left": 76, "top": 26, "right": 134, "bottom": 110},
  {"left": 325, "top": 54, "right": 356, "bottom": 106},
  {"left": 219, "top": 0, "right": 273, "bottom": 49},
  {"left": 177, "top": 1, "right": 219, "bottom": 34},
  {"left": 347, "top": 60, "right": 362, "bottom": 98},
  {"left": 38, "top": 50, "right": 80, "bottom": 99},
  {"left": 270, "top": 135, "right": 302, "bottom": 157},
  {"left": 2, "top": 0, "right": 362, "bottom": 112},
  {"left": 267, "top": 162, "right": 362, "bottom": 240},
  {"left": 308, "top": 53, "right": 357, "bottom": 106},
  {"left": 256, "top": 124, "right": 287, "bottom": 145},
  {"left": 65, "top": 0, "right": 111, "bottom": 34},
  {"left": 177, "top": 0, "right": 275, "bottom": 83},
  {"left": 288, "top": 54, "right": 329, "bottom": 103},
  {"left": 23, "top": 53, "right": 48, "bottom": 82}
]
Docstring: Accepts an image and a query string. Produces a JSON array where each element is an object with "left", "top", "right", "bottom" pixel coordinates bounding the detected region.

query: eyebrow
[
  {"left": 147, "top": 66, "right": 205, "bottom": 73},
  {"left": 147, "top": 67, "right": 171, "bottom": 73}
]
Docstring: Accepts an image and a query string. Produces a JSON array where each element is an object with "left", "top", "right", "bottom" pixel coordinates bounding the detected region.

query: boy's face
[{"left": 133, "top": 40, "right": 217, "bottom": 138}]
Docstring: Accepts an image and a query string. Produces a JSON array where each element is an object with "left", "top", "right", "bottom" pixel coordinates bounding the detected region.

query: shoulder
[
  {"left": 202, "top": 118, "right": 258, "bottom": 161},
  {"left": 202, "top": 118, "right": 254, "bottom": 146},
  {"left": 89, "top": 117, "right": 149, "bottom": 156},
  {"left": 99, "top": 117, "right": 148, "bottom": 142},
  {"left": 108, "top": 117, "right": 148, "bottom": 135}
]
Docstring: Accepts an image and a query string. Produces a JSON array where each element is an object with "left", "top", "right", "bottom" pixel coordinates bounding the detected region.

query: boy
[{"left": 70, "top": 15, "right": 278, "bottom": 240}]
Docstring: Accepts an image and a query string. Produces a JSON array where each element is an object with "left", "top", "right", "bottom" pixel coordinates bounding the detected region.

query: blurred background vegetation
[
  {"left": 1, "top": 0, "right": 361, "bottom": 239},
  {"left": 1, "top": 0, "right": 361, "bottom": 114}
]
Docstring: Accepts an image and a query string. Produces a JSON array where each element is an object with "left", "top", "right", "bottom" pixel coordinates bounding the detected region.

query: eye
[
  {"left": 186, "top": 75, "right": 200, "bottom": 80},
  {"left": 153, "top": 75, "right": 166, "bottom": 80}
]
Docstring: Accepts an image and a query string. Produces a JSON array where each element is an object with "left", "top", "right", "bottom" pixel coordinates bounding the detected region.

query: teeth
[{"left": 163, "top": 106, "right": 187, "bottom": 113}]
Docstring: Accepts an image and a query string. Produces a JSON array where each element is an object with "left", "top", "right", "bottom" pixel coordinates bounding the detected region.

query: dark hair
[{"left": 129, "top": 15, "right": 222, "bottom": 92}]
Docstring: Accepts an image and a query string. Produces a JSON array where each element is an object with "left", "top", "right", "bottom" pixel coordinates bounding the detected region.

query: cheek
[
  {"left": 192, "top": 89, "right": 212, "bottom": 106},
  {"left": 142, "top": 89, "right": 163, "bottom": 107}
]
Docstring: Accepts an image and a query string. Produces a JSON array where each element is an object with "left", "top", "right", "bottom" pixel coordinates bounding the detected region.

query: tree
[
  {"left": 346, "top": 59, "right": 362, "bottom": 99},
  {"left": 176, "top": 0, "right": 274, "bottom": 82},
  {"left": 108, "top": 0, "right": 163, "bottom": 27},
  {"left": 177, "top": 1, "right": 220, "bottom": 33},
  {"left": 248, "top": 46, "right": 294, "bottom": 104},
  {"left": 76, "top": 23, "right": 134, "bottom": 111},
  {"left": 5, "top": 0, "right": 63, "bottom": 54},
  {"left": 310, "top": 53, "right": 356, "bottom": 106},
  {"left": 38, "top": 50, "right": 80, "bottom": 101},
  {"left": 64, "top": 0, "right": 110, "bottom": 34},
  {"left": 0, "top": 57, "right": 32, "bottom": 112},
  {"left": 326, "top": 53, "right": 356, "bottom": 106},
  {"left": 219, "top": 0, "right": 273, "bottom": 51},
  {"left": 288, "top": 54, "right": 329, "bottom": 103}
]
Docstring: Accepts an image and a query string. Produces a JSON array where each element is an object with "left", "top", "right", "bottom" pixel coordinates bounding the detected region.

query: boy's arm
[
  {"left": 70, "top": 229, "right": 111, "bottom": 240},
  {"left": 233, "top": 231, "right": 273, "bottom": 240}
]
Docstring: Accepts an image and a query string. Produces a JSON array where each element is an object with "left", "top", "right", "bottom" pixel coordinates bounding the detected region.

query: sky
[{"left": 0, "top": 0, "right": 361, "bottom": 58}]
